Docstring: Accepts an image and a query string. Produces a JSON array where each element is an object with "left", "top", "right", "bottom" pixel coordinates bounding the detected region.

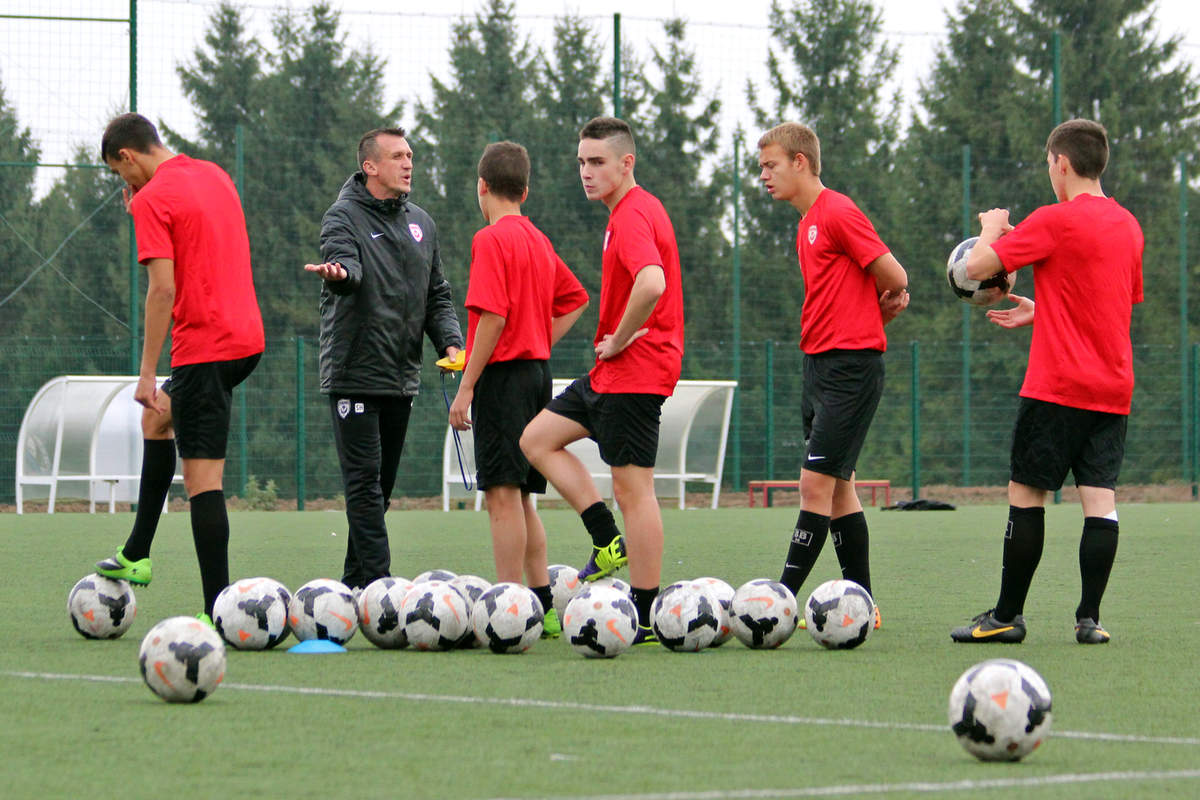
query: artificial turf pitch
[{"left": 2, "top": 504, "right": 1198, "bottom": 799}]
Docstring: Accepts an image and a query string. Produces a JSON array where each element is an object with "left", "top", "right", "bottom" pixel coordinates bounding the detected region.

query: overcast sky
[{"left": 3, "top": 0, "right": 1199, "bottom": 185}]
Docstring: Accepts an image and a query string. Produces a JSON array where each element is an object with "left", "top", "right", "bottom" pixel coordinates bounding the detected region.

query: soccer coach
[{"left": 304, "top": 127, "right": 463, "bottom": 589}]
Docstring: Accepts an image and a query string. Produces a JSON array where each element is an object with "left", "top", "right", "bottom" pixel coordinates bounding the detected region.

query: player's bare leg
[
  {"left": 485, "top": 484, "right": 527, "bottom": 583},
  {"left": 611, "top": 464, "right": 662, "bottom": 589},
  {"left": 520, "top": 410, "right": 601, "bottom": 511},
  {"left": 521, "top": 493, "right": 549, "bottom": 588},
  {"left": 779, "top": 468, "right": 837, "bottom": 597}
]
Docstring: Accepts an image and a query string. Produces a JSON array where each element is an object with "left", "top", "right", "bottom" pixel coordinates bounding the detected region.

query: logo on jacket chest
[
  {"left": 807, "top": 224, "right": 818, "bottom": 245},
  {"left": 409, "top": 223, "right": 423, "bottom": 242}
]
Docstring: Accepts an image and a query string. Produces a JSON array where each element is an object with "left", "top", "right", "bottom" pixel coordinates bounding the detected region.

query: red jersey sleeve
[
  {"left": 991, "top": 206, "right": 1057, "bottom": 273},
  {"left": 612, "top": 208, "right": 663, "bottom": 279},
  {"left": 465, "top": 228, "right": 509, "bottom": 318},
  {"left": 827, "top": 200, "right": 889, "bottom": 270},
  {"left": 130, "top": 193, "right": 175, "bottom": 263},
  {"left": 551, "top": 256, "right": 588, "bottom": 316}
]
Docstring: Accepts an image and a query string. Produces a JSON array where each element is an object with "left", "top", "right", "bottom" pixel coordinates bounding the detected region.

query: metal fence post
[
  {"left": 235, "top": 123, "right": 247, "bottom": 496},
  {"left": 911, "top": 341, "right": 920, "bottom": 500},
  {"left": 1180, "top": 156, "right": 1190, "bottom": 483},
  {"left": 961, "top": 144, "right": 972, "bottom": 486},
  {"left": 296, "top": 336, "right": 306, "bottom": 511},
  {"left": 765, "top": 339, "right": 775, "bottom": 480},
  {"left": 128, "top": 0, "right": 139, "bottom": 374},
  {"left": 731, "top": 135, "right": 742, "bottom": 490},
  {"left": 1193, "top": 343, "right": 1198, "bottom": 500},
  {"left": 612, "top": 13, "right": 622, "bottom": 118}
]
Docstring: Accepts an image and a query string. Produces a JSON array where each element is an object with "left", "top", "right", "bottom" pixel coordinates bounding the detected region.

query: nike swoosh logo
[
  {"left": 807, "top": 454, "right": 824, "bottom": 461},
  {"left": 971, "top": 625, "right": 1015, "bottom": 638},
  {"left": 371, "top": 232, "right": 384, "bottom": 239}
]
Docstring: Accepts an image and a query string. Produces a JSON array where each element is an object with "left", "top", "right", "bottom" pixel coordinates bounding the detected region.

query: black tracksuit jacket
[{"left": 317, "top": 172, "right": 463, "bottom": 396}]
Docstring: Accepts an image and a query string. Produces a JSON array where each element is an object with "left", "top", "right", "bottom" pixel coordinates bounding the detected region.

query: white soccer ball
[
  {"left": 138, "top": 616, "right": 226, "bottom": 703},
  {"left": 689, "top": 577, "right": 735, "bottom": 646},
  {"left": 949, "top": 659, "right": 1053, "bottom": 761},
  {"left": 652, "top": 582, "right": 722, "bottom": 652},
  {"left": 563, "top": 585, "right": 639, "bottom": 658},
  {"left": 588, "top": 575, "right": 632, "bottom": 597},
  {"left": 288, "top": 578, "right": 359, "bottom": 644},
  {"left": 449, "top": 574, "right": 492, "bottom": 608},
  {"left": 449, "top": 575, "right": 492, "bottom": 648},
  {"left": 471, "top": 582, "right": 544, "bottom": 654},
  {"left": 729, "top": 579, "right": 798, "bottom": 649},
  {"left": 400, "top": 580, "right": 469, "bottom": 651},
  {"left": 68, "top": 574, "right": 137, "bottom": 639},
  {"left": 804, "top": 579, "right": 875, "bottom": 650},
  {"left": 947, "top": 236, "right": 1016, "bottom": 307},
  {"left": 213, "top": 577, "right": 291, "bottom": 650},
  {"left": 548, "top": 564, "right": 584, "bottom": 615},
  {"left": 357, "top": 576, "right": 414, "bottom": 649},
  {"left": 413, "top": 569, "right": 458, "bottom": 584}
]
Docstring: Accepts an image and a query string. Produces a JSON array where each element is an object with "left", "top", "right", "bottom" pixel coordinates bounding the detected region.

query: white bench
[
  {"left": 16, "top": 376, "right": 184, "bottom": 514},
  {"left": 442, "top": 378, "right": 736, "bottom": 511}
]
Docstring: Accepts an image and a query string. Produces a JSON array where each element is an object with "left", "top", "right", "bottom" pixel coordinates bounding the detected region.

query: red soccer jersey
[
  {"left": 991, "top": 194, "right": 1144, "bottom": 414},
  {"left": 589, "top": 186, "right": 684, "bottom": 395},
  {"left": 465, "top": 215, "right": 588, "bottom": 364},
  {"left": 130, "top": 154, "right": 264, "bottom": 367},
  {"left": 795, "top": 189, "right": 891, "bottom": 354}
]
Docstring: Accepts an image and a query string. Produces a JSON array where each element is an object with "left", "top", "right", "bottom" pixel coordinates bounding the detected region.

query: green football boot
[
  {"left": 95, "top": 547, "right": 152, "bottom": 586},
  {"left": 541, "top": 608, "right": 562, "bottom": 639}
]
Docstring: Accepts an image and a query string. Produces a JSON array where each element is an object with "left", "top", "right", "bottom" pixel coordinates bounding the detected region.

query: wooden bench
[{"left": 748, "top": 478, "right": 891, "bottom": 508}]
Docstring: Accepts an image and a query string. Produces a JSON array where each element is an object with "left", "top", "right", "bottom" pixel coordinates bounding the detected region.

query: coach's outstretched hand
[
  {"left": 304, "top": 262, "right": 347, "bottom": 281},
  {"left": 986, "top": 293, "right": 1035, "bottom": 329}
]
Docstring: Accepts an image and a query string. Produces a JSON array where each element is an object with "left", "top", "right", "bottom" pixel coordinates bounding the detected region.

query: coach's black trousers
[{"left": 329, "top": 394, "right": 414, "bottom": 589}]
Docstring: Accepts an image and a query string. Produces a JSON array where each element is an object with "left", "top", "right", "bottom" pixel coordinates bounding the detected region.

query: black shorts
[
  {"left": 472, "top": 360, "right": 550, "bottom": 493},
  {"left": 801, "top": 349, "right": 884, "bottom": 480},
  {"left": 545, "top": 374, "right": 666, "bottom": 468},
  {"left": 1010, "top": 397, "right": 1127, "bottom": 491},
  {"left": 162, "top": 353, "right": 261, "bottom": 460}
]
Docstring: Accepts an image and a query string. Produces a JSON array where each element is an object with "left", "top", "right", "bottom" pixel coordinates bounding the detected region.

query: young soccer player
[
  {"left": 951, "top": 119, "right": 1144, "bottom": 645},
  {"left": 95, "top": 113, "right": 264, "bottom": 622},
  {"left": 756, "top": 122, "right": 909, "bottom": 621},
  {"left": 448, "top": 141, "right": 588, "bottom": 638},
  {"left": 520, "top": 116, "right": 684, "bottom": 645}
]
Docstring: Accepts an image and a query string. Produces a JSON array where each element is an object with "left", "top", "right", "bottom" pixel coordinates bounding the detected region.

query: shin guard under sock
[
  {"left": 122, "top": 439, "right": 177, "bottom": 561},
  {"left": 189, "top": 490, "right": 230, "bottom": 617},
  {"left": 779, "top": 510, "right": 830, "bottom": 598},
  {"left": 831, "top": 511, "right": 872, "bottom": 597},
  {"left": 1076, "top": 517, "right": 1119, "bottom": 622},
  {"left": 995, "top": 505, "right": 1045, "bottom": 622}
]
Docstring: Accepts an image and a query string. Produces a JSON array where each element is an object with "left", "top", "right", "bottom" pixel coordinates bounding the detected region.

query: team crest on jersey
[
  {"left": 337, "top": 399, "right": 350, "bottom": 419},
  {"left": 807, "top": 224, "right": 818, "bottom": 244},
  {"left": 603, "top": 230, "right": 611, "bottom": 251},
  {"left": 409, "top": 223, "right": 424, "bottom": 242}
]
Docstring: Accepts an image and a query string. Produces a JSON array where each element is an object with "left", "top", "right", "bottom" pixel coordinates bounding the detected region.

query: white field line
[
  {"left": 481, "top": 771, "right": 1200, "bottom": 800},
  {"left": 4, "top": 670, "right": 1199, "bottom": 748}
]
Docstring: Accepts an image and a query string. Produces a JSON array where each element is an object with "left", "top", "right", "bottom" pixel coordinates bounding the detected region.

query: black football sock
[
  {"left": 994, "top": 505, "right": 1045, "bottom": 622},
  {"left": 831, "top": 511, "right": 872, "bottom": 597},
  {"left": 531, "top": 584, "right": 554, "bottom": 616},
  {"left": 121, "top": 439, "right": 176, "bottom": 561},
  {"left": 1076, "top": 517, "right": 1119, "bottom": 622},
  {"left": 189, "top": 490, "right": 230, "bottom": 617},
  {"left": 631, "top": 586, "right": 659, "bottom": 629},
  {"left": 580, "top": 501, "right": 622, "bottom": 548},
  {"left": 779, "top": 510, "right": 830, "bottom": 598}
]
